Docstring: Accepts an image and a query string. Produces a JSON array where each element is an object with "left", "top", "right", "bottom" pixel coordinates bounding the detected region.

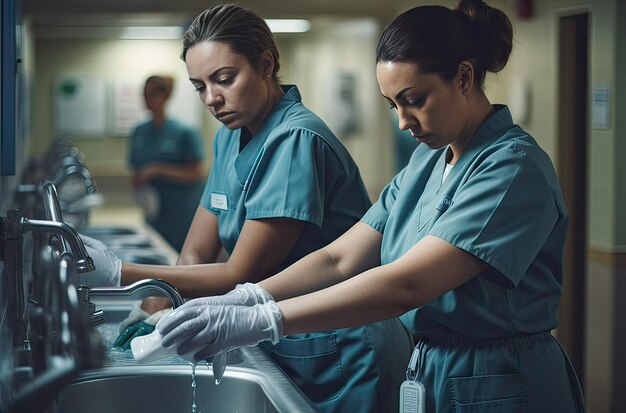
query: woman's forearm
[
  {"left": 122, "top": 217, "right": 307, "bottom": 298},
  {"left": 121, "top": 261, "right": 254, "bottom": 298},
  {"left": 260, "top": 222, "right": 383, "bottom": 301},
  {"left": 278, "top": 235, "right": 488, "bottom": 335},
  {"left": 278, "top": 263, "right": 414, "bottom": 334},
  {"left": 259, "top": 248, "right": 346, "bottom": 301}
]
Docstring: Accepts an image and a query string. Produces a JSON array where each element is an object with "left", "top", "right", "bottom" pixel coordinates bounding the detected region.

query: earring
[{"left": 265, "top": 74, "right": 271, "bottom": 79}]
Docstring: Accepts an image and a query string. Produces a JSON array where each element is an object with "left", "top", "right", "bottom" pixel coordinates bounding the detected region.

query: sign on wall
[
  {"left": 53, "top": 74, "right": 204, "bottom": 138},
  {"left": 53, "top": 74, "right": 107, "bottom": 137},
  {"left": 591, "top": 82, "right": 610, "bottom": 130},
  {"left": 112, "top": 77, "right": 147, "bottom": 136}
]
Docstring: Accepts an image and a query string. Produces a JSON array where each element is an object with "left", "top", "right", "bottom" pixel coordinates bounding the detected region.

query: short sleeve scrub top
[
  {"left": 200, "top": 85, "right": 413, "bottom": 413},
  {"left": 129, "top": 119, "right": 206, "bottom": 251},
  {"left": 362, "top": 106, "right": 585, "bottom": 413}
]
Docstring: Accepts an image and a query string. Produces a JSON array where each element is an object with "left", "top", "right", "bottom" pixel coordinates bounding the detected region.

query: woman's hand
[
  {"left": 175, "top": 283, "right": 274, "bottom": 312},
  {"left": 79, "top": 234, "right": 122, "bottom": 287},
  {"left": 158, "top": 301, "right": 283, "bottom": 361}
]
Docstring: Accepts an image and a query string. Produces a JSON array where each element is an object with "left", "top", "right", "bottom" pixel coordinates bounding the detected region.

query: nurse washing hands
[
  {"left": 85, "top": 4, "right": 412, "bottom": 412},
  {"left": 158, "top": 1, "right": 587, "bottom": 412}
]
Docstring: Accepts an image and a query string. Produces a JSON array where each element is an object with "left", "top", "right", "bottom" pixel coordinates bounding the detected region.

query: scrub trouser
[
  {"left": 261, "top": 318, "right": 413, "bottom": 413},
  {"left": 412, "top": 331, "right": 586, "bottom": 413}
]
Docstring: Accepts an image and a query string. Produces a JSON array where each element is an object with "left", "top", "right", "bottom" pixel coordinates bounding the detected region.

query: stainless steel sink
[
  {"left": 110, "top": 250, "right": 170, "bottom": 265},
  {"left": 53, "top": 348, "right": 316, "bottom": 413},
  {"left": 78, "top": 225, "right": 175, "bottom": 265},
  {"left": 79, "top": 226, "right": 138, "bottom": 237},
  {"left": 103, "top": 234, "right": 154, "bottom": 248},
  {"left": 52, "top": 300, "right": 316, "bottom": 413}
]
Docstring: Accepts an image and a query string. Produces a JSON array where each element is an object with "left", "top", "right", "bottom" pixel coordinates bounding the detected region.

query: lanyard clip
[{"left": 405, "top": 344, "right": 421, "bottom": 382}]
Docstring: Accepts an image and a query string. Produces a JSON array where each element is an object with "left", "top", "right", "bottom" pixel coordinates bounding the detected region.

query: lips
[
  {"left": 413, "top": 133, "right": 434, "bottom": 145},
  {"left": 412, "top": 133, "right": 432, "bottom": 141},
  {"left": 216, "top": 111, "right": 236, "bottom": 122}
]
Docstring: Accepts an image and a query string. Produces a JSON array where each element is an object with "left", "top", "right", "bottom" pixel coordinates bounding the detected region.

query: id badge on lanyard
[{"left": 400, "top": 343, "right": 426, "bottom": 413}]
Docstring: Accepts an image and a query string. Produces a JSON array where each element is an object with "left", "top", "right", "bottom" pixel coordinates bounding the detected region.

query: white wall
[{"left": 31, "top": 38, "right": 219, "bottom": 176}]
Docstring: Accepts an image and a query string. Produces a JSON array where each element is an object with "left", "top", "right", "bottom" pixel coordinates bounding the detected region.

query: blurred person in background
[{"left": 128, "top": 75, "right": 206, "bottom": 252}]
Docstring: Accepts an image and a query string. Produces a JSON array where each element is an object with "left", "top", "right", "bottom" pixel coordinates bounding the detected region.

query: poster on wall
[
  {"left": 112, "top": 77, "right": 148, "bottom": 136},
  {"left": 326, "top": 72, "right": 360, "bottom": 138},
  {"left": 53, "top": 74, "right": 107, "bottom": 137},
  {"left": 112, "top": 75, "right": 203, "bottom": 137},
  {"left": 591, "top": 82, "right": 609, "bottom": 130}
]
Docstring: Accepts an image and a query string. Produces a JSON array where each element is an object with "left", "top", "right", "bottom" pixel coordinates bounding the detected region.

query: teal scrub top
[
  {"left": 200, "top": 85, "right": 371, "bottom": 268},
  {"left": 362, "top": 106, "right": 584, "bottom": 412},
  {"left": 363, "top": 105, "right": 566, "bottom": 338},
  {"left": 129, "top": 119, "right": 206, "bottom": 251},
  {"left": 199, "top": 85, "right": 413, "bottom": 413}
]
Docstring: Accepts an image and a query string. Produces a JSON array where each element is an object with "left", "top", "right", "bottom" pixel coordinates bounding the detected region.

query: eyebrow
[
  {"left": 189, "top": 66, "right": 238, "bottom": 83},
  {"left": 394, "top": 86, "right": 419, "bottom": 101},
  {"left": 380, "top": 85, "right": 419, "bottom": 101}
]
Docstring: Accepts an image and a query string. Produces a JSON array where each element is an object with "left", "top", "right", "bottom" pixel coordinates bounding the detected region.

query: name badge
[
  {"left": 401, "top": 343, "right": 426, "bottom": 413},
  {"left": 210, "top": 193, "right": 228, "bottom": 210},
  {"left": 436, "top": 195, "right": 453, "bottom": 213}
]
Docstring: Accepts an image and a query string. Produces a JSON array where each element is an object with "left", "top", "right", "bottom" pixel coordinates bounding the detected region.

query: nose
[
  {"left": 204, "top": 85, "right": 223, "bottom": 108},
  {"left": 396, "top": 107, "right": 417, "bottom": 132}
]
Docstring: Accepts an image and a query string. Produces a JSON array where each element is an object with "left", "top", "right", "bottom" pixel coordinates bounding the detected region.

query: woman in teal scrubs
[
  {"left": 158, "top": 1, "right": 586, "bottom": 412},
  {"left": 94, "top": 4, "right": 412, "bottom": 412},
  {"left": 129, "top": 75, "right": 206, "bottom": 252}
]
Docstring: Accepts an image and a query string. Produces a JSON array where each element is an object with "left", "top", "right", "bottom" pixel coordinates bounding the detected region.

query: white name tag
[
  {"left": 210, "top": 193, "right": 228, "bottom": 210},
  {"left": 400, "top": 380, "right": 425, "bottom": 413}
]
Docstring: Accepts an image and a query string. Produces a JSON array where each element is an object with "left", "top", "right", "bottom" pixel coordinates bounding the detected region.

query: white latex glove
[
  {"left": 157, "top": 301, "right": 283, "bottom": 361},
  {"left": 117, "top": 301, "right": 150, "bottom": 332},
  {"left": 176, "top": 283, "right": 274, "bottom": 312},
  {"left": 170, "top": 284, "right": 274, "bottom": 379},
  {"left": 77, "top": 234, "right": 122, "bottom": 287}
]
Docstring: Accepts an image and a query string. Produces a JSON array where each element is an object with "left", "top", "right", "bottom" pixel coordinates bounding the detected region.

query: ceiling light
[
  {"left": 265, "top": 19, "right": 311, "bottom": 33},
  {"left": 120, "top": 26, "right": 183, "bottom": 40}
]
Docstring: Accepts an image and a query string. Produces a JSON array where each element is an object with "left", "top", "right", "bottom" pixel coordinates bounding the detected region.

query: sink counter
[
  {"left": 63, "top": 213, "right": 314, "bottom": 412},
  {"left": 53, "top": 346, "right": 317, "bottom": 413},
  {"left": 51, "top": 299, "right": 316, "bottom": 413}
]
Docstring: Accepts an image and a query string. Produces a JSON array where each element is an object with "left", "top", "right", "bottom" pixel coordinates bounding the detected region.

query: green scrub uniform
[
  {"left": 200, "top": 85, "right": 412, "bottom": 413},
  {"left": 362, "top": 106, "right": 585, "bottom": 412},
  {"left": 129, "top": 119, "right": 205, "bottom": 251}
]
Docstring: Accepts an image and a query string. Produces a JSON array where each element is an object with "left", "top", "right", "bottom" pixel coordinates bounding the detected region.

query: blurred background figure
[{"left": 128, "top": 75, "right": 206, "bottom": 251}]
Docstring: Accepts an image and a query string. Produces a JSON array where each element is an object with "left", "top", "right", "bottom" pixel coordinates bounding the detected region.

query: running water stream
[
  {"left": 191, "top": 363, "right": 198, "bottom": 413},
  {"left": 98, "top": 323, "right": 225, "bottom": 413}
]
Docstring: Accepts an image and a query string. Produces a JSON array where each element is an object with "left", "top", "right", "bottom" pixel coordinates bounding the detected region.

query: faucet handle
[{"left": 76, "top": 285, "right": 97, "bottom": 315}]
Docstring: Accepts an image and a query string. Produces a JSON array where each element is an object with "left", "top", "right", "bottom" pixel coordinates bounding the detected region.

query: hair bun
[{"left": 455, "top": 0, "right": 512, "bottom": 74}]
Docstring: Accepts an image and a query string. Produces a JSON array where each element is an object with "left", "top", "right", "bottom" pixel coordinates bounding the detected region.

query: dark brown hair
[
  {"left": 144, "top": 75, "right": 174, "bottom": 99},
  {"left": 376, "top": 0, "right": 513, "bottom": 88},
  {"left": 181, "top": 3, "right": 280, "bottom": 80}
]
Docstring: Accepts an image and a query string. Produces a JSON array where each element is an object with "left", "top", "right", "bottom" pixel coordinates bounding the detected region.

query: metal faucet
[
  {"left": 85, "top": 278, "right": 185, "bottom": 309},
  {"left": 52, "top": 164, "right": 98, "bottom": 195},
  {"left": 21, "top": 216, "right": 95, "bottom": 273},
  {"left": 41, "top": 182, "right": 73, "bottom": 258},
  {"left": 76, "top": 278, "right": 184, "bottom": 326},
  {"left": 1, "top": 209, "right": 95, "bottom": 346},
  {"left": 5, "top": 248, "right": 105, "bottom": 413}
]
